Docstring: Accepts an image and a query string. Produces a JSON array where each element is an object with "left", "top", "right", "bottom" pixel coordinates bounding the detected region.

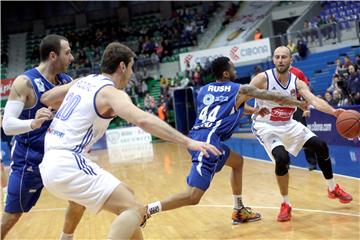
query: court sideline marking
[{"left": 30, "top": 205, "right": 360, "bottom": 217}]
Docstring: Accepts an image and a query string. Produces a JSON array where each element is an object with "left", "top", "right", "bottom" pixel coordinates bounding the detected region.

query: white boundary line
[
  {"left": 196, "top": 204, "right": 360, "bottom": 217},
  {"left": 244, "top": 156, "right": 360, "bottom": 181},
  {"left": 31, "top": 205, "right": 360, "bottom": 218}
]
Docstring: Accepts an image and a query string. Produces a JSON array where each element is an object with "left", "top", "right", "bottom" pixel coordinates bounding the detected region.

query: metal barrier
[{"left": 268, "top": 19, "right": 360, "bottom": 49}]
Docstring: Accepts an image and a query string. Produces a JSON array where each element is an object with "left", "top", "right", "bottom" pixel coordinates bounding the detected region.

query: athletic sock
[{"left": 233, "top": 195, "right": 244, "bottom": 209}]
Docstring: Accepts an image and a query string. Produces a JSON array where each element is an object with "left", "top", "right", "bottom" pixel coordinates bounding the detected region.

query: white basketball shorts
[
  {"left": 252, "top": 119, "right": 316, "bottom": 162},
  {"left": 39, "top": 150, "right": 121, "bottom": 213}
]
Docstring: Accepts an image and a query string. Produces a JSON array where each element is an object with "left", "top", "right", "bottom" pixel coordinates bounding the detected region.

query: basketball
[{"left": 336, "top": 110, "right": 360, "bottom": 139}]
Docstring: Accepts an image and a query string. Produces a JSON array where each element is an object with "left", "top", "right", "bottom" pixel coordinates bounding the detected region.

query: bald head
[
  {"left": 274, "top": 46, "right": 292, "bottom": 57},
  {"left": 273, "top": 46, "right": 292, "bottom": 74}
]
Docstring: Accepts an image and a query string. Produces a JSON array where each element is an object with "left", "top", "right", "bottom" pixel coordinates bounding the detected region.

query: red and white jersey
[{"left": 253, "top": 69, "right": 298, "bottom": 123}]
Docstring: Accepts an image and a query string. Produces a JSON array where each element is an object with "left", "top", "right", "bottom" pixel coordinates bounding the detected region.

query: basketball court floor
[{"left": 2, "top": 137, "right": 359, "bottom": 239}]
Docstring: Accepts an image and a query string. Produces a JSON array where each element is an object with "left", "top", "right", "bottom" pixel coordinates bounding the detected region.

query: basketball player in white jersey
[
  {"left": 249, "top": 46, "right": 352, "bottom": 222},
  {"left": 39, "top": 42, "right": 221, "bottom": 239}
]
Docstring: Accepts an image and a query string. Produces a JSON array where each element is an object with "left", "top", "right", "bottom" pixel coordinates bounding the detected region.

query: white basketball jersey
[
  {"left": 253, "top": 69, "right": 298, "bottom": 123},
  {"left": 45, "top": 74, "right": 114, "bottom": 153}
]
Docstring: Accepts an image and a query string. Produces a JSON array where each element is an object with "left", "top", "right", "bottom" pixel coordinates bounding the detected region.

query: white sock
[
  {"left": 327, "top": 179, "right": 336, "bottom": 191},
  {"left": 282, "top": 195, "right": 290, "bottom": 205},
  {"left": 147, "top": 201, "right": 162, "bottom": 215},
  {"left": 233, "top": 195, "right": 243, "bottom": 209},
  {"left": 60, "top": 232, "right": 73, "bottom": 240}
]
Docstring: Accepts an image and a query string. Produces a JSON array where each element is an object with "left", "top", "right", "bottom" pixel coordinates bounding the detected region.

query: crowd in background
[{"left": 323, "top": 54, "right": 360, "bottom": 106}]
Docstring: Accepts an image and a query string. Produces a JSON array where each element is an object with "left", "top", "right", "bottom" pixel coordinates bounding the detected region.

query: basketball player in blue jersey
[
  {"left": 1, "top": 35, "right": 85, "bottom": 240},
  {"left": 249, "top": 46, "right": 352, "bottom": 222},
  {"left": 146, "top": 57, "right": 307, "bottom": 225}
]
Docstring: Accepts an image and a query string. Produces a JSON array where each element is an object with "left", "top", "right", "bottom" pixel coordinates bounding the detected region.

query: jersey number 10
[{"left": 55, "top": 93, "right": 81, "bottom": 121}]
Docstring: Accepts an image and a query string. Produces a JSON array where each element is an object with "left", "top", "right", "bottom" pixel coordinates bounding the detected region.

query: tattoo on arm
[{"left": 240, "top": 84, "right": 303, "bottom": 107}]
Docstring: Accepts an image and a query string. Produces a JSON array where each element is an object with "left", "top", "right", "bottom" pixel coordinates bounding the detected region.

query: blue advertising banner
[{"left": 306, "top": 105, "right": 360, "bottom": 147}]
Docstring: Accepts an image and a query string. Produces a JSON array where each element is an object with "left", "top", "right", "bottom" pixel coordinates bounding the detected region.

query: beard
[{"left": 275, "top": 64, "right": 290, "bottom": 74}]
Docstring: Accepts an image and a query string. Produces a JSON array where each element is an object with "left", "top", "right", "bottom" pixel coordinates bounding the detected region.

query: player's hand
[
  {"left": 334, "top": 108, "right": 345, "bottom": 118},
  {"left": 31, "top": 107, "right": 54, "bottom": 129},
  {"left": 255, "top": 107, "right": 270, "bottom": 117},
  {"left": 302, "top": 110, "right": 311, "bottom": 118},
  {"left": 299, "top": 101, "right": 309, "bottom": 112},
  {"left": 187, "top": 140, "right": 222, "bottom": 158}
]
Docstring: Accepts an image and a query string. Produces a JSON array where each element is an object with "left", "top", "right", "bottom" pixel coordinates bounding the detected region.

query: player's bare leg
[
  {"left": 60, "top": 201, "right": 86, "bottom": 240},
  {"left": 1, "top": 212, "right": 22, "bottom": 239},
  {"left": 102, "top": 184, "right": 146, "bottom": 239},
  {"left": 226, "top": 150, "right": 261, "bottom": 224}
]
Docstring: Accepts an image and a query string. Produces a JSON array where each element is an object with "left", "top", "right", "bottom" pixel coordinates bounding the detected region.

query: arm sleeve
[{"left": 2, "top": 100, "right": 33, "bottom": 136}]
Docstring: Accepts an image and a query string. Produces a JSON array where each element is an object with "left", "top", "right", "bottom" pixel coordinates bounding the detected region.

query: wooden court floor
[{"left": 2, "top": 142, "right": 359, "bottom": 239}]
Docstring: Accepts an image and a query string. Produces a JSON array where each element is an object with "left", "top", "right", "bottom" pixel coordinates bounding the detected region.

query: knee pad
[
  {"left": 304, "top": 137, "right": 329, "bottom": 160},
  {"left": 272, "top": 146, "right": 290, "bottom": 176}
]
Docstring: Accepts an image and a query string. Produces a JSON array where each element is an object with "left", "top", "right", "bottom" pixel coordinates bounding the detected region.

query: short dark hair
[
  {"left": 100, "top": 42, "right": 136, "bottom": 74},
  {"left": 40, "top": 34, "right": 68, "bottom": 62},
  {"left": 211, "top": 56, "right": 231, "bottom": 79}
]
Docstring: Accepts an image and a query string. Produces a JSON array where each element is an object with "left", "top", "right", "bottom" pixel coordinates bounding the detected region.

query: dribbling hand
[{"left": 334, "top": 108, "right": 345, "bottom": 118}]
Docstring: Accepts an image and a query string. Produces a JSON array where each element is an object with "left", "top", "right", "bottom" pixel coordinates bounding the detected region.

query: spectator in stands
[
  {"left": 343, "top": 55, "right": 353, "bottom": 69},
  {"left": 324, "top": 91, "right": 334, "bottom": 105},
  {"left": 346, "top": 65, "right": 360, "bottom": 105},
  {"left": 332, "top": 89, "right": 349, "bottom": 107},
  {"left": 327, "top": 74, "right": 341, "bottom": 93},
  {"left": 354, "top": 54, "right": 360, "bottom": 71},
  {"left": 254, "top": 29, "right": 263, "bottom": 40},
  {"left": 157, "top": 102, "right": 167, "bottom": 121},
  {"left": 297, "top": 37, "right": 308, "bottom": 59},
  {"left": 287, "top": 40, "right": 297, "bottom": 54},
  {"left": 150, "top": 52, "right": 160, "bottom": 73},
  {"left": 160, "top": 75, "right": 169, "bottom": 95},
  {"left": 335, "top": 58, "right": 348, "bottom": 80},
  {"left": 325, "top": 15, "right": 337, "bottom": 40},
  {"left": 185, "top": 62, "right": 193, "bottom": 79}
]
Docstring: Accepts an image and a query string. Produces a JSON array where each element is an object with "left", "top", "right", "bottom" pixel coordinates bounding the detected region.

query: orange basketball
[{"left": 336, "top": 110, "right": 360, "bottom": 139}]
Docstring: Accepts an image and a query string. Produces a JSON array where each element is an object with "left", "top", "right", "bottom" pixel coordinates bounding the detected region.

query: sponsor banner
[
  {"left": 107, "top": 143, "right": 154, "bottom": 163},
  {"left": 105, "top": 126, "right": 152, "bottom": 147},
  {"left": 1, "top": 78, "right": 15, "bottom": 98},
  {"left": 179, "top": 38, "right": 271, "bottom": 71},
  {"left": 306, "top": 105, "right": 360, "bottom": 147}
]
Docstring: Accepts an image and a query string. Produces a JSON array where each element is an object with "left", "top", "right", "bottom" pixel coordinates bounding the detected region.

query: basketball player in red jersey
[
  {"left": 248, "top": 46, "right": 352, "bottom": 222},
  {"left": 289, "top": 66, "right": 318, "bottom": 170}
]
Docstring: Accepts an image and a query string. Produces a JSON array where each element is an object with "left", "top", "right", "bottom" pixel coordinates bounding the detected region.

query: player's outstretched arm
[
  {"left": 101, "top": 87, "right": 222, "bottom": 157},
  {"left": 297, "top": 80, "right": 343, "bottom": 117},
  {"left": 3, "top": 76, "right": 52, "bottom": 135},
  {"left": 41, "top": 79, "right": 79, "bottom": 110},
  {"left": 239, "top": 84, "right": 307, "bottom": 110}
]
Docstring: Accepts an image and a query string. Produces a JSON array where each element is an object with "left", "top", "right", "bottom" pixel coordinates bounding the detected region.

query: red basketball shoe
[
  {"left": 277, "top": 202, "right": 292, "bottom": 222},
  {"left": 328, "top": 184, "right": 353, "bottom": 203}
]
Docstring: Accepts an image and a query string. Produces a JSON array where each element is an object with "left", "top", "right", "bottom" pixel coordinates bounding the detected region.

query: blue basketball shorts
[
  {"left": 5, "top": 141, "right": 44, "bottom": 213},
  {"left": 186, "top": 131, "right": 230, "bottom": 191},
  {"left": 5, "top": 169, "right": 43, "bottom": 213}
]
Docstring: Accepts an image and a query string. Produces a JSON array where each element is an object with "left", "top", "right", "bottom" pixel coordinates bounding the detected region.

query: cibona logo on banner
[
  {"left": 179, "top": 38, "right": 271, "bottom": 71},
  {"left": 106, "top": 126, "right": 152, "bottom": 147}
]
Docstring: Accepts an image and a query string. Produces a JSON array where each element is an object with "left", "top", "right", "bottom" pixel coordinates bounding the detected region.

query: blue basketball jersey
[
  {"left": 12, "top": 68, "right": 72, "bottom": 169},
  {"left": 190, "top": 81, "right": 244, "bottom": 141}
]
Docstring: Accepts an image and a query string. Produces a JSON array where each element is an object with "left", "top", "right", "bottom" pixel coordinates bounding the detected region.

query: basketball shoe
[
  {"left": 277, "top": 202, "right": 292, "bottom": 222},
  {"left": 328, "top": 184, "right": 352, "bottom": 203},
  {"left": 232, "top": 207, "right": 261, "bottom": 224}
]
